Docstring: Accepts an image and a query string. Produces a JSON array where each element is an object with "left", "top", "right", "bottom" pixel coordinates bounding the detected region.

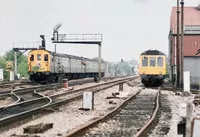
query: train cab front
[{"left": 28, "top": 50, "right": 50, "bottom": 83}]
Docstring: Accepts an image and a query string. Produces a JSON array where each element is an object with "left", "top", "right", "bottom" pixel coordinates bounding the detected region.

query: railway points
[
  {"left": 0, "top": 76, "right": 138, "bottom": 134},
  {"left": 66, "top": 87, "right": 160, "bottom": 137},
  {"left": 2, "top": 1, "right": 200, "bottom": 137}
]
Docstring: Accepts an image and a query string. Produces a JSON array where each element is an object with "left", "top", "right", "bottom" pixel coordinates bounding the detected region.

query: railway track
[
  {"left": 0, "top": 84, "right": 58, "bottom": 108},
  {"left": 0, "top": 97, "right": 51, "bottom": 120},
  {"left": 0, "top": 76, "right": 138, "bottom": 130},
  {"left": 0, "top": 80, "right": 36, "bottom": 92},
  {"left": 147, "top": 91, "right": 172, "bottom": 136},
  {"left": 0, "top": 76, "right": 126, "bottom": 95},
  {"left": 0, "top": 76, "right": 127, "bottom": 108},
  {"left": 0, "top": 85, "right": 60, "bottom": 127},
  {"left": 0, "top": 83, "right": 38, "bottom": 96},
  {"left": 65, "top": 87, "right": 160, "bottom": 137}
]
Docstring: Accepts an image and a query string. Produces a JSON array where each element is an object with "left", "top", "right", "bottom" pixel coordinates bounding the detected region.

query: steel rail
[
  {"left": 65, "top": 86, "right": 143, "bottom": 137},
  {"left": 133, "top": 87, "right": 160, "bottom": 137},
  {"left": 64, "top": 86, "right": 160, "bottom": 137},
  {"left": 50, "top": 76, "right": 138, "bottom": 99},
  {"left": 0, "top": 84, "right": 58, "bottom": 110},
  {"left": 0, "top": 97, "right": 52, "bottom": 127},
  {"left": 34, "top": 89, "right": 53, "bottom": 107},
  {"left": 0, "top": 76, "right": 138, "bottom": 128},
  {"left": 0, "top": 76, "right": 130, "bottom": 110}
]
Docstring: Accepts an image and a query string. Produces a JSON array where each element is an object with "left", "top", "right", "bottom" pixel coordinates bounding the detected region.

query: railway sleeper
[{"left": 23, "top": 123, "right": 53, "bottom": 134}]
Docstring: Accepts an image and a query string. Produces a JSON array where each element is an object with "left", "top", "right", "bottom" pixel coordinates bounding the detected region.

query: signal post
[{"left": 51, "top": 23, "right": 103, "bottom": 81}]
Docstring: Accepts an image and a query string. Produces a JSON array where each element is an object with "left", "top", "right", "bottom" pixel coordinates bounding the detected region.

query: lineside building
[{"left": 169, "top": 5, "right": 200, "bottom": 88}]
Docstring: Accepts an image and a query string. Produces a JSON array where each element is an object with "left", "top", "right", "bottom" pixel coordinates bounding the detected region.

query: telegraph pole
[
  {"left": 176, "top": 0, "right": 180, "bottom": 87},
  {"left": 180, "top": 0, "right": 184, "bottom": 88}
]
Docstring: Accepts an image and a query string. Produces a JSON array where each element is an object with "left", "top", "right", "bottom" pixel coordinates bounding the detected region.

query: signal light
[{"left": 40, "top": 35, "right": 45, "bottom": 49}]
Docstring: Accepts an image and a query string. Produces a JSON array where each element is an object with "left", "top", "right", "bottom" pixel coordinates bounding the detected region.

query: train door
[
  {"left": 29, "top": 54, "right": 34, "bottom": 71},
  {"left": 69, "top": 57, "right": 71, "bottom": 73},
  {"left": 81, "top": 59, "right": 86, "bottom": 73},
  {"left": 84, "top": 63, "right": 86, "bottom": 73}
]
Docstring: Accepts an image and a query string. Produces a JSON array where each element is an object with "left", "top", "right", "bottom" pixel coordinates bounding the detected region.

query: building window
[
  {"left": 30, "top": 54, "right": 34, "bottom": 61},
  {"left": 150, "top": 57, "right": 156, "bottom": 67},
  {"left": 37, "top": 54, "right": 41, "bottom": 61},
  {"left": 44, "top": 54, "right": 48, "bottom": 61},
  {"left": 142, "top": 57, "right": 148, "bottom": 67},
  {"left": 157, "top": 57, "right": 163, "bottom": 67}
]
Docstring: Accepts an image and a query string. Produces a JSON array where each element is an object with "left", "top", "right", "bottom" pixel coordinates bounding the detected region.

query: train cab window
[
  {"left": 44, "top": 54, "right": 48, "bottom": 61},
  {"left": 37, "top": 54, "right": 41, "bottom": 61},
  {"left": 30, "top": 54, "right": 34, "bottom": 61},
  {"left": 142, "top": 57, "right": 148, "bottom": 67},
  {"left": 157, "top": 57, "right": 163, "bottom": 67},
  {"left": 150, "top": 57, "right": 156, "bottom": 67}
]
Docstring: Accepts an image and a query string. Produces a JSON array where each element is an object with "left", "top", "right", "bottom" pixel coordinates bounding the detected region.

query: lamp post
[
  {"left": 180, "top": 0, "right": 184, "bottom": 88},
  {"left": 176, "top": 0, "right": 180, "bottom": 87},
  {"left": 196, "top": 49, "right": 200, "bottom": 92}
]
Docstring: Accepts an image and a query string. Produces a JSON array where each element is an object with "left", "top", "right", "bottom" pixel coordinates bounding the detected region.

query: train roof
[
  {"left": 29, "top": 49, "right": 104, "bottom": 62},
  {"left": 140, "top": 50, "right": 165, "bottom": 55},
  {"left": 49, "top": 51, "right": 97, "bottom": 61}
]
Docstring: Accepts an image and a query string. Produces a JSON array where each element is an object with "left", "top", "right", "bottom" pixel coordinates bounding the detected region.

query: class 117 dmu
[{"left": 139, "top": 49, "right": 167, "bottom": 87}]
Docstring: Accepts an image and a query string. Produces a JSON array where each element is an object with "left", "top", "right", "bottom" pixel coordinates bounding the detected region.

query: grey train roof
[
  {"left": 29, "top": 49, "right": 104, "bottom": 62},
  {"left": 140, "top": 50, "right": 165, "bottom": 55},
  {"left": 47, "top": 50, "right": 103, "bottom": 62}
]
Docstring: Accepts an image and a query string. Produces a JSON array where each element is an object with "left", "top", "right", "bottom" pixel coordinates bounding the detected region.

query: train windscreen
[
  {"left": 157, "top": 57, "right": 163, "bottom": 67},
  {"left": 150, "top": 57, "right": 156, "bottom": 67},
  {"left": 142, "top": 57, "right": 148, "bottom": 67}
]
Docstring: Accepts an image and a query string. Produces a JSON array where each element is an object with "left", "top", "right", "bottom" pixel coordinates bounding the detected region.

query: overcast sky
[{"left": 0, "top": 0, "right": 199, "bottom": 62}]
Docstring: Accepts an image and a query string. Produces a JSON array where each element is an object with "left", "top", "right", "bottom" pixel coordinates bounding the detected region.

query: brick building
[{"left": 169, "top": 5, "right": 200, "bottom": 88}]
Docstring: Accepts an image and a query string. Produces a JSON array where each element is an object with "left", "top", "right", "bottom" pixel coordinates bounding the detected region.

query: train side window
[
  {"left": 37, "top": 54, "right": 41, "bottom": 61},
  {"left": 157, "top": 57, "right": 163, "bottom": 67},
  {"left": 44, "top": 54, "right": 48, "bottom": 61},
  {"left": 30, "top": 54, "right": 34, "bottom": 61},
  {"left": 150, "top": 57, "right": 156, "bottom": 67},
  {"left": 142, "top": 57, "right": 148, "bottom": 67}
]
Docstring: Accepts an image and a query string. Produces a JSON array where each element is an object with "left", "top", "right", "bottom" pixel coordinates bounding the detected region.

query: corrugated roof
[{"left": 170, "top": 7, "right": 200, "bottom": 34}]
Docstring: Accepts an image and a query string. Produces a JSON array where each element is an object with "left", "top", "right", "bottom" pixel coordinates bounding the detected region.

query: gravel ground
[
  {"left": 0, "top": 84, "right": 39, "bottom": 92},
  {"left": 82, "top": 88, "right": 158, "bottom": 137},
  {"left": 148, "top": 90, "right": 199, "bottom": 137},
  {"left": 0, "top": 81, "right": 140, "bottom": 137},
  {"left": 38, "top": 81, "right": 106, "bottom": 96},
  {"left": 0, "top": 97, "right": 14, "bottom": 107}
]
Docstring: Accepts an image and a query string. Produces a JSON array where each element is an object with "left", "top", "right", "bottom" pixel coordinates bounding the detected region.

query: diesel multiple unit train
[
  {"left": 28, "top": 49, "right": 105, "bottom": 83},
  {"left": 139, "top": 49, "right": 166, "bottom": 86}
]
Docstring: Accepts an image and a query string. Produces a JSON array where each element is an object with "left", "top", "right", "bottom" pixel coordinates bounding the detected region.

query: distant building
[{"left": 169, "top": 5, "right": 200, "bottom": 88}]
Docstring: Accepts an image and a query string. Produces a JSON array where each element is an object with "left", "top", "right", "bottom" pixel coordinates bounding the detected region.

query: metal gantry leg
[
  {"left": 98, "top": 44, "right": 101, "bottom": 80},
  {"left": 14, "top": 51, "right": 17, "bottom": 80}
]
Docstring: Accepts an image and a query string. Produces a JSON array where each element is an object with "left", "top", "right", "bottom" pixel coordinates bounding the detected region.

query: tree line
[{"left": 0, "top": 50, "right": 28, "bottom": 80}]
